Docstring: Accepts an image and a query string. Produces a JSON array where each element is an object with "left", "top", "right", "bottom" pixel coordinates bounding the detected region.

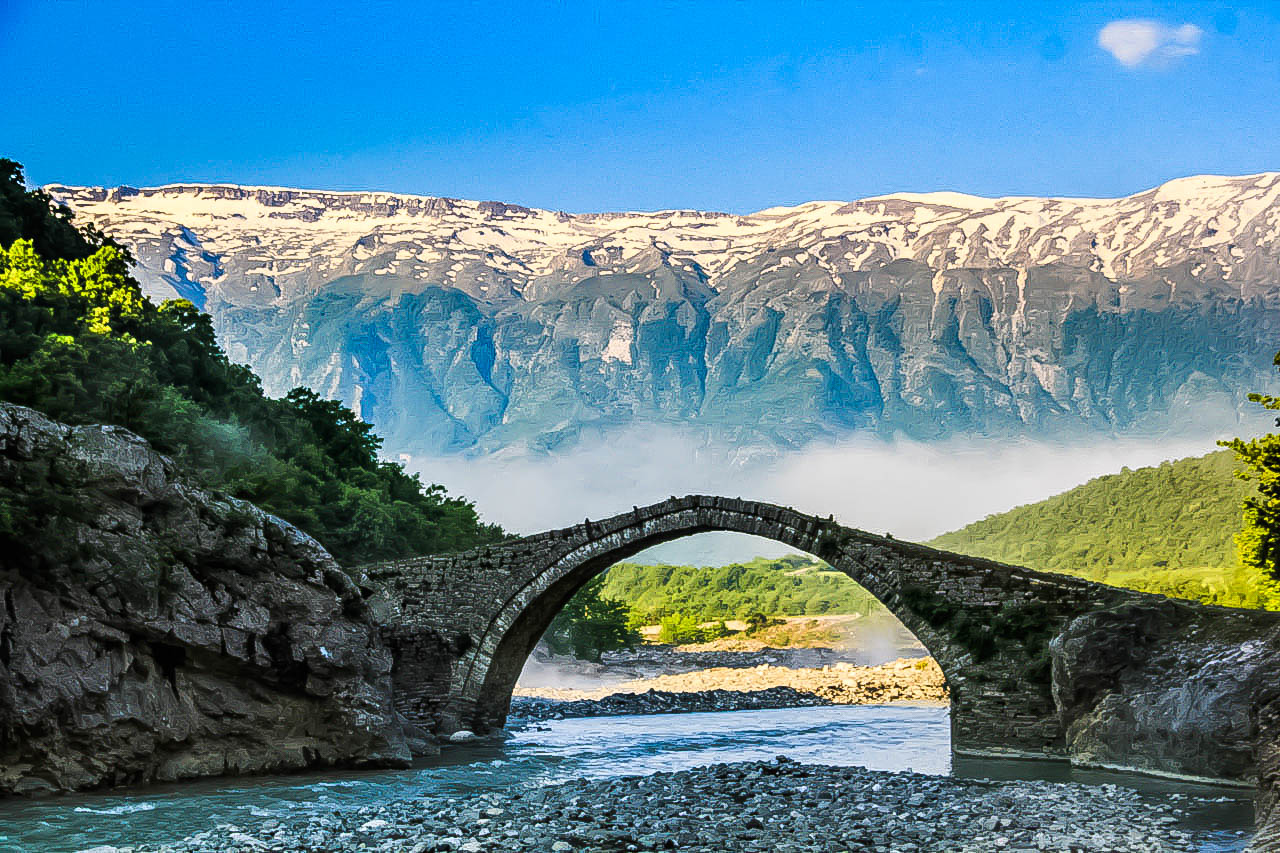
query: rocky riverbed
[
  {"left": 510, "top": 685, "right": 833, "bottom": 721},
  {"left": 512, "top": 657, "right": 947, "bottom": 722},
  {"left": 516, "top": 619, "right": 926, "bottom": 689},
  {"left": 125, "top": 758, "right": 1234, "bottom": 853}
]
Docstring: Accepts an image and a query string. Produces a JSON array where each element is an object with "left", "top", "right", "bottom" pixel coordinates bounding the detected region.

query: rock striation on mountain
[
  {"left": 0, "top": 403, "right": 408, "bottom": 795},
  {"left": 46, "top": 175, "right": 1280, "bottom": 457}
]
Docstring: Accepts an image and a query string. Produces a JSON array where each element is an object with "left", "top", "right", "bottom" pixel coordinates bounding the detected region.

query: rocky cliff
[
  {"left": 45, "top": 175, "right": 1280, "bottom": 458},
  {"left": 0, "top": 403, "right": 409, "bottom": 795},
  {"left": 1049, "top": 599, "right": 1280, "bottom": 842},
  {"left": 1254, "top": 635, "right": 1280, "bottom": 851}
]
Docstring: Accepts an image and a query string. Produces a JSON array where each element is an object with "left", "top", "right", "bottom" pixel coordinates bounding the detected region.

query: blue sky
[{"left": 4, "top": 1, "right": 1279, "bottom": 213}]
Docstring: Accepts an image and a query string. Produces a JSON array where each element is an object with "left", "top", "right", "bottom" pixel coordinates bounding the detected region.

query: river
[{"left": 0, "top": 705, "right": 1255, "bottom": 852}]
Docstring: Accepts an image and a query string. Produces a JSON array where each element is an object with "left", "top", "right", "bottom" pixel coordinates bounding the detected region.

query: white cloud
[{"left": 1098, "top": 19, "right": 1203, "bottom": 69}]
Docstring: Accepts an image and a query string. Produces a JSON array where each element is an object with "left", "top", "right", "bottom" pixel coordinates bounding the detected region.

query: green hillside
[
  {"left": 928, "top": 449, "right": 1280, "bottom": 610},
  {"left": 599, "top": 555, "right": 881, "bottom": 623}
]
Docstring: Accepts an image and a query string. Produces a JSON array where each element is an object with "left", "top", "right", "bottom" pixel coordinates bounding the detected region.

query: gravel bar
[
  {"left": 126, "top": 757, "right": 1234, "bottom": 853},
  {"left": 508, "top": 686, "right": 833, "bottom": 721}
]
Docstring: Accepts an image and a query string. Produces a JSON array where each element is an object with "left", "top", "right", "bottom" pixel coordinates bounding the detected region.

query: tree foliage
[
  {"left": 657, "top": 613, "right": 730, "bottom": 645},
  {"left": 598, "top": 555, "right": 883, "bottom": 625},
  {"left": 542, "top": 555, "right": 881, "bottom": 658},
  {"left": 542, "top": 575, "right": 639, "bottom": 661},
  {"left": 1222, "top": 358, "right": 1280, "bottom": 587},
  {"left": 0, "top": 159, "right": 502, "bottom": 565},
  {"left": 0, "top": 159, "right": 114, "bottom": 262}
]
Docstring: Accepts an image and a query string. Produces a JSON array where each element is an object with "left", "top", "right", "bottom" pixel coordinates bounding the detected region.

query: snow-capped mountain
[{"left": 46, "top": 174, "right": 1280, "bottom": 457}]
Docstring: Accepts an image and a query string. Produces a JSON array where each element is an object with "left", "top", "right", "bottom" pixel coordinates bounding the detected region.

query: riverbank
[
  {"left": 517, "top": 615, "right": 926, "bottom": 689},
  {"left": 512, "top": 656, "right": 946, "bottom": 721},
  {"left": 133, "top": 758, "right": 1228, "bottom": 852},
  {"left": 3, "top": 706, "right": 1250, "bottom": 852},
  {"left": 510, "top": 685, "right": 833, "bottom": 721}
]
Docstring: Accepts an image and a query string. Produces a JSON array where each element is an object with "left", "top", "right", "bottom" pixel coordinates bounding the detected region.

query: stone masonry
[
  {"left": 366, "top": 495, "right": 1150, "bottom": 758},
  {"left": 367, "top": 495, "right": 1280, "bottom": 839}
]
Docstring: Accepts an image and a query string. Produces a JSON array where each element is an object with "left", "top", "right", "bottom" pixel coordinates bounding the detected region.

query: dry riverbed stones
[
  {"left": 509, "top": 657, "right": 949, "bottom": 722},
  {"left": 514, "top": 658, "right": 948, "bottom": 708},
  {"left": 509, "top": 685, "right": 833, "bottom": 721},
  {"left": 128, "top": 758, "right": 1233, "bottom": 852}
]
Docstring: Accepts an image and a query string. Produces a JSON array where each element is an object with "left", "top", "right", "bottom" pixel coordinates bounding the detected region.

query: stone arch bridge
[{"left": 365, "top": 494, "right": 1158, "bottom": 758}]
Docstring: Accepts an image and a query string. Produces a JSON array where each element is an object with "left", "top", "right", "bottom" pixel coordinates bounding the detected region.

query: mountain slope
[
  {"left": 45, "top": 175, "right": 1280, "bottom": 457},
  {"left": 928, "top": 449, "right": 1280, "bottom": 609}
]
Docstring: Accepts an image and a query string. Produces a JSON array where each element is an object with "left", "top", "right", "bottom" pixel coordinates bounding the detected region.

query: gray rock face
[
  {"left": 45, "top": 176, "right": 1280, "bottom": 457},
  {"left": 0, "top": 403, "right": 410, "bottom": 795},
  {"left": 1254, "top": 630, "right": 1280, "bottom": 851},
  {"left": 1050, "top": 599, "right": 1280, "bottom": 786}
]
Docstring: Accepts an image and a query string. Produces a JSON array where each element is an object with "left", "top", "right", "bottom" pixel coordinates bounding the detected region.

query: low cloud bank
[{"left": 414, "top": 426, "right": 1231, "bottom": 552}]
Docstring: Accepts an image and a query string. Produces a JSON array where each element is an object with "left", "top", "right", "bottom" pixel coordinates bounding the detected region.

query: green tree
[
  {"left": 1222, "top": 355, "right": 1280, "bottom": 589},
  {"left": 0, "top": 159, "right": 503, "bottom": 566},
  {"left": 543, "top": 575, "right": 639, "bottom": 661},
  {"left": 598, "top": 556, "right": 882, "bottom": 625},
  {"left": 0, "top": 159, "right": 114, "bottom": 261},
  {"left": 655, "top": 613, "right": 731, "bottom": 645}
]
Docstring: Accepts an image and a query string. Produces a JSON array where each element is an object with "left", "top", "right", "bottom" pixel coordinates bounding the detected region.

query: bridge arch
[
  {"left": 468, "top": 500, "right": 957, "bottom": 734},
  {"left": 367, "top": 495, "right": 1132, "bottom": 758}
]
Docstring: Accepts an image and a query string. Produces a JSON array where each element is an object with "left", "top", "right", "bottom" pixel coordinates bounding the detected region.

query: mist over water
[{"left": 413, "top": 427, "right": 1233, "bottom": 549}]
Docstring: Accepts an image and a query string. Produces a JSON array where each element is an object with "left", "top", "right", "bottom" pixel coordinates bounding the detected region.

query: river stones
[
  {"left": 129, "top": 759, "right": 1241, "bottom": 852},
  {"left": 508, "top": 686, "right": 832, "bottom": 722}
]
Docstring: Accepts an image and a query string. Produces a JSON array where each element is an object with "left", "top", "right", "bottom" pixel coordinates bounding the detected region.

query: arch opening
[
  {"left": 515, "top": 532, "right": 940, "bottom": 699},
  {"left": 378, "top": 496, "right": 1119, "bottom": 760},
  {"left": 466, "top": 520, "right": 957, "bottom": 735}
]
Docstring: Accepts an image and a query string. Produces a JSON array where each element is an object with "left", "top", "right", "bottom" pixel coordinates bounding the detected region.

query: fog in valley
[
  {"left": 415, "top": 426, "right": 1232, "bottom": 564},
  {"left": 430, "top": 426, "right": 1229, "bottom": 687}
]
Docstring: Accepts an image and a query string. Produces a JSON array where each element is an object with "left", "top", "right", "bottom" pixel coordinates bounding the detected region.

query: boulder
[
  {"left": 1051, "top": 599, "right": 1280, "bottom": 783},
  {"left": 1254, "top": 627, "right": 1280, "bottom": 851},
  {"left": 0, "top": 403, "right": 409, "bottom": 795}
]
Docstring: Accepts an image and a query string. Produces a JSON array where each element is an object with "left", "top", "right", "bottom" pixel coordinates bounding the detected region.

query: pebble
[
  {"left": 509, "top": 686, "right": 833, "bottom": 722},
  {"left": 132, "top": 759, "right": 1227, "bottom": 852}
]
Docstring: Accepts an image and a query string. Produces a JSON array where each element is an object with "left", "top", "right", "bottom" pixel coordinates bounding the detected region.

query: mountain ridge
[
  {"left": 45, "top": 173, "right": 1280, "bottom": 458},
  {"left": 48, "top": 168, "right": 1280, "bottom": 215}
]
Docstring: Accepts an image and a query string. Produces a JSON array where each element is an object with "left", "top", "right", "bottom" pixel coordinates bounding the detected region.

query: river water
[{"left": 0, "top": 705, "right": 1255, "bottom": 852}]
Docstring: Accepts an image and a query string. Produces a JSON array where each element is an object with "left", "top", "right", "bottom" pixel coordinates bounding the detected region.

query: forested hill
[
  {"left": 928, "top": 449, "right": 1280, "bottom": 610},
  {"left": 0, "top": 159, "right": 502, "bottom": 565},
  {"left": 600, "top": 556, "right": 882, "bottom": 624}
]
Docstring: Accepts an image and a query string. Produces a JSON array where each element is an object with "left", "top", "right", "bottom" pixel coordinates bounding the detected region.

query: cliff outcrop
[
  {"left": 1049, "top": 600, "right": 1280, "bottom": 844},
  {"left": 1252, "top": 627, "right": 1280, "bottom": 851},
  {"left": 0, "top": 403, "right": 408, "bottom": 795}
]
